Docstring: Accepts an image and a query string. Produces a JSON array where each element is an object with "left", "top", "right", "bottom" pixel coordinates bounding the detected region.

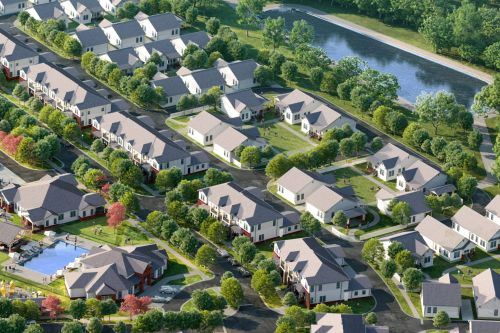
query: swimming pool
[{"left": 22, "top": 241, "right": 88, "bottom": 275}]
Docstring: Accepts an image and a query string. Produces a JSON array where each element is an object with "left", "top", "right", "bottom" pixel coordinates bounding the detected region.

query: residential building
[
  {"left": 212, "top": 127, "right": 266, "bottom": 167},
  {"left": 469, "top": 320, "right": 500, "bottom": 333},
  {"left": 274, "top": 237, "right": 372, "bottom": 308},
  {"left": 215, "top": 59, "right": 259, "bottom": 92},
  {"left": 134, "top": 40, "right": 181, "bottom": 71},
  {"left": 72, "top": 25, "right": 109, "bottom": 54},
  {"left": 25, "top": 2, "right": 68, "bottom": 22},
  {"left": 28, "top": 0, "right": 55, "bottom": 5},
  {"left": 171, "top": 31, "right": 210, "bottom": 56},
  {"left": 367, "top": 143, "right": 418, "bottom": 182},
  {"left": 99, "top": 18, "right": 145, "bottom": 49},
  {"left": 177, "top": 66, "right": 225, "bottom": 96},
  {"left": 92, "top": 111, "right": 209, "bottom": 175},
  {"left": 150, "top": 74, "right": 188, "bottom": 108},
  {"left": 0, "top": 222, "right": 23, "bottom": 252},
  {"left": 99, "top": 47, "right": 143, "bottom": 75},
  {"left": 451, "top": 206, "right": 500, "bottom": 252},
  {"left": 220, "top": 89, "right": 268, "bottom": 121},
  {"left": 135, "top": 11, "right": 181, "bottom": 41},
  {"left": 198, "top": 182, "right": 301, "bottom": 243},
  {"left": 485, "top": 195, "right": 500, "bottom": 225},
  {"left": 0, "top": 0, "right": 26, "bottom": 16},
  {"left": 187, "top": 110, "right": 241, "bottom": 146},
  {"left": 380, "top": 231, "right": 434, "bottom": 268},
  {"left": 311, "top": 313, "right": 389, "bottom": 333},
  {"left": 65, "top": 244, "right": 167, "bottom": 299},
  {"left": 60, "top": 0, "right": 102, "bottom": 24},
  {"left": 472, "top": 269, "right": 500, "bottom": 319},
  {"left": 97, "top": 0, "right": 136, "bottom": 14},
  {"left": 20, "top": 62, "right": 112, "bottom": 127},
  {"left": 415, "top": 215, "right": 475, "bottom": 262},
  {"left": 305, "top": 185, "right": 366, "bottom": 224},
  {"left": 376, "top": 189, "right": 431, "bottom": 224},
  {"left": 275, "top": 89, "right": 319, "bottom": 125},
  {"left": 0, "top": 28, "right": 39, "bottom": 79},
  {"left": 0, "top": 174, "right": 106, "bottom": 230},
  {"left": 276, "top": 167, "right": 334, "bottom": 205},
  {"left": 421, "top": 278, "right": 461, "bottom": 319},
  {"left": 395, "top": 159, "right": 446, "bottom": 192},
  {"left": 301, "top": 104, "right": 356, "bottom": 138}
]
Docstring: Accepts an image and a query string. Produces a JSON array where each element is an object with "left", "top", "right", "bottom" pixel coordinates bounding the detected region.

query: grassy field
[
  {"left": 483, "top": 185, "right": 500, "bottom": 199},
  {"left": 0, "top": 252, "right": 9, "bottom": 263},
  {"left": 326, "top": 166, "right": 379, "bottom": 203},
  {"left": 258, "top": 122, "right": 312, "bottom": 153},
  {"left": 169, "top": 274, "right": 202, "bottom": 286},
  {"left": 485, "top": 116, "right": 499, "bottom": 144},
  {"left": 56, "top": 217, "right": 152, "bottom": 246},
  {"left": 424, "top": 250, "right": 496, "bottom": 279},
  {"left": 165, "top": 255, "right": 191, "bottom": 277},
  {"left": 451, "top": 257, "right": 500, "bottom": 284},
  {"left": 342, "top": 297, "right": 376, "bottom": 314},
  {"left": 408, "top": 291, "right": 423, "bottom": 318}
]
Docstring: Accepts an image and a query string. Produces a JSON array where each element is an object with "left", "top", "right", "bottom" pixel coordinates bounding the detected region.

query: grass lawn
[
  {"left": 258, "top": 123, "right": 311, "bottom": 153},
  {"left": 353, "top": 212, "right": 398, "bottom": 238},
  {"left": 261, "top": 289, "right": 283, "bottom": 308},
  {"left": 166, "top": 119, "right": 188, "bottom": 131},
  {"left": 326, "top": 167, "right": 379, "bottom": 203},
  {"left": 408, "top": 292, "right": 423, "bottom": 318},
  {"left": 342, "top": 297, "right": 376, "bottom": 314},
  {"left": 9, "top": 214, "right": 22, "bottom": 227},
  {"left": 169, "top": 274, "right": 202, "bottom": 286},
  {"left": 483, "top": 185, "right": 500, "bottom": 199},
  {"left": 255, "top": 231, "right": 309, "bottom": 258},
  {"left": 56, "top": 217, "right": 152, "bottom": 246},
  {"left": 485, "top": 116, "right": 499, "bottom": 143},
  {"left": 383, "top": 275, "right": 413, "bottom": 317},
  {"left": 0, "top": 252, "right": 9, "bottom": 263},
  {"left": 165, "top": 255, "right": 191, "bottom": 277},
  {"left": 181, "top": 288, "right": 218, "bottom": 311},
  {"left": 451, "top": 257, "right": 500, "bottom": 284},
  {"left": 424, "top": 249, "right": 497, "bottom": 279},
  {"left": 171, "top": 115, "right": 192, "bottom": 123}
]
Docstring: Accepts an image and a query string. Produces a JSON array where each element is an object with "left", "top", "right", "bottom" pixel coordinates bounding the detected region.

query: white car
[{"left": 217, "top": 248, "right": 229, "bottom": 257}]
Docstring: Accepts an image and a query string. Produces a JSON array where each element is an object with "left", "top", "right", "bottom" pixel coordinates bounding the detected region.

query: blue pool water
[{"left": 22, "top": 241, "right": 88, "bottom": 275}]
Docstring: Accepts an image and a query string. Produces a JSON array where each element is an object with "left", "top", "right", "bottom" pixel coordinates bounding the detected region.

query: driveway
[{"left": 224, "top": 305, "right": 279, "bottom": 333}]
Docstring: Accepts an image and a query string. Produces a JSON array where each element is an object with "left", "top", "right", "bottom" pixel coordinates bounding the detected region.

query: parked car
[
  {"left": 237, "top": 266, "right": 251, "bottom": 277},
  {"left": 160, "top": 285, "right": 176, "bottom": 295},
  {"left": 152, "top": 296, "right": 170, "bottom": 303},
  {"left": 217, "top": 248, "right": 229, "bottom": 257},
  {"left": 228, "top": 257, "right": 239, "bottom": 266}
]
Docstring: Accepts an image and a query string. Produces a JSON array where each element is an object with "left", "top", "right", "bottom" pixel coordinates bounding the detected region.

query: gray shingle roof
[
  {"left": 28, "top": 2, "right": 66, "bottom": 20},
  {"left": 376, "top": 189, "right": 431, "bottom": 216},
  {"left": 368, "top": 143, "right": 413, "bottom": 169},
  {"left": 452, "top": 206, "right": 500, "bottom": 241},
  {"left": 142, "top": 39, "right": 180, "bottom": 60},
  {"left": 213, "top": 126, "right": 248, "bottom": 152},
  {"left": 65, "top": 263, "right": 133, "bottom": 296},
  {"left": 469, "top": 320, "right": 500, "bottom": 333},
  {"left": 64, "top": 0, "right": 102, "bottom": 13},
  {"left": 102, "top": 19, "right": 144, "bottom": 39},
  {"left": 223, "top": 89, "right": 267, "bottom": 114},
  {"left": 187, "top": 111, "right": 233, "bottom": 136},
  {"left": 135, "top": 12, "right": 182, "bottom": 31},
  {"left": 0, "top": 28, "right": 38, "bottom": 62},
  {"left": 304, "top": 105, "right": 342, "bottom": 132},
  {"left": 380, "top": 231, "right": 431, "bottom": 258},
  {"left": 277, "top": 167, "right": 335, "bottom": 193},
  {"left": 473, "top": 269, "right": 500, "bottom": 307},
  {"left": 275, "top": 89, "right": 316, "bottom": 114},
  {"left": 415, "top": 215, "right": 470, "bottom": 252},
  {"left": 151, "top": 76, "right": 189, "bottom": 97},
  {"left": 185, "top": 67, "right": 225, "bottom": 90},
  {"left": 486, "top": 195, "right": 500, "bottom": 218},
  {"left": 306, "top": 185, "right": 358, "bottom": 212},
  {"left": 400, "top": 159, "right": 441, "bottom": 188},
  {"left": 0, "top": 222, "right": 22, "bottom": 246},
  {"left": 216, "top": 59, "right": 258, "bottom": 81},
  {"left": 73, "top": 27, "right": 108, "bottom": 48},
  {"left": 102, "top": 47, "right": 142, "bottom": 70},
  {"left": 178, "top": 31, "right": 210, "bottom": 48},
  {"left": 421, "top": 281, "right": 461, "bottom": 307}
]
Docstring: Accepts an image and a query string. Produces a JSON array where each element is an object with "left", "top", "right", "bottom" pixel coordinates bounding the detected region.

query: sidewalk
[
  {"left": 317, "top": 157, "right": 367, "bottom": 173},
  {"left": 392, "top": 277, "right": 420, "bottom": 319},
  {"left": 474, "top": 115, "right": 497, "bottom": 188},
  {"left": 275, "top": 122, "right": 318, "bottom": 147}
]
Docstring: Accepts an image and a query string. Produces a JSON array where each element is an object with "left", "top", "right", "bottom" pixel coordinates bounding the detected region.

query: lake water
[
  {"left": 265, "top": 10, "right": 487, "bottom": 107},
  {"left": 22, "top": 241, "right": 88, "bottom": 275}
]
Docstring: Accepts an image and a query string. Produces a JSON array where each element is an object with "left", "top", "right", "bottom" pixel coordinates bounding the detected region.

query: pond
[{"left": 265, "top": 9, "right": 488, "bottom": 107}]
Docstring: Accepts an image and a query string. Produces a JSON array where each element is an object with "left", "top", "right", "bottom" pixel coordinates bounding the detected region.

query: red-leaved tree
[
  {"left": 101, "top": 183, "right": 111, "bottom": 194},
  {"left": 106, "top": 202, "right": 126, "bottom": 232},
  {"left": 119, "top": 294, "right": 151, "bottom": 319},
  {"left": 2, "top": 134, "right": 23, "bottom": 155},
  {"left": 41, "top": 295, "right": 64, "bottom": 320}
]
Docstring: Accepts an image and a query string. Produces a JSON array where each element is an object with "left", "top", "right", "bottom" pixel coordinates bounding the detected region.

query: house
[
  {"left": 0, "top": 174, "right": 106, "bottom": 230},
  {"left": 20, "top": 62, "right": 112, "bottom": 127},
  {"left": 215, "top": 59, "right": 259, "bottom": 92},
  {"left": 472, "top": 269, "right": 500, "bottom": 319},
  {"left": 0, "top": 28, "right": 39, "bottom": 79},
  {"left": 0, "top": 0, "right": 26, "bottom": 17},
  {"left": 135, "top": 11, "right": 182, "bottom": 41},
  {"left": 134, "top": 40, "right": 181, "bottom": 71},
  {"left": 99, "top": 47, "right": 143, "bottom": 75},
  {"left": 376, "top": 189, "right": 431, "bottom": 224},
  {"left": 469, "top": 320, "right": 500, "bottom": 333},
  {"left": 415, "top": 215, "right": 475, "bottom": 262},
  {"left": 212, "top": 127, "right": 266, "bottom": 167},
  {"left": 274, "top": 237, "right": 372, "bottom": 308},
  {"left": 25, "top": 2, "right": 69, "bottom": 22},
  {"left": 485, "top": 195, "right": 500, "bottom": 225},
  {"left": 275, "top": 89, "right": 319, "bottom": 125},
  {"left": 396, "top": 160, "right": 446, "bottom": 193},
  {"left": 220, "top": 89, "right": 267, "bottom": 121},
  {"left": 72, "top": 25, "right": 109, "bottom": 54},
  {"left": 311, "top": 313, "right": 389, "bottom": 333},
  {"left": 451, "top": 206, "right": 500, "bottom": 252},
  {"left": 276, "top": 167, "right": 334, "bottom": 205},
  {"left": 60, "top": 0, "right": 102, "bottom": 24},
  {"left": 98, "top": 0, "right": 136, "bottom": 14},
  {"left": 0, "top": 222, "right": 23, "bottom": 252},
  {"left": 367, "top": 143, "right": 418, "bottom": 182},
  {"left": 421, "top": 278, "right": 461, "bottom": 319},
  {"left": 171, "top": 31, "right": 210, "bottom": 56},
  {"left": 177, "top": 66, "right": 225, "bottom": 96},
  {"left": 92, "top": 111, "right": 209, "bottom": 175},
  {"left": 150, "top": 74, "right": 188, "bottom": 108},
  {"left": 306, "top": 185, "right": 366, "bottom": 224},
  {"left": 198, "top": 182, "right": 301, "bottom": 243},
  {"left": 301, "top": 104, "right": 356, "bottom": 138},
  {"left": 65, "top": 244, "right": 167, "bottom": 299},
  {"left": 380, "top": 231, "right": 434, "bottom": 268},
  {"left": 28, "top": 0, "right": 55, "bottom": 5},
  {"left": 187, "top": 110, "right": 241, "bottom": 146},
  {"left": 99, "top": 19, "right": 145, "bottom": 49}
]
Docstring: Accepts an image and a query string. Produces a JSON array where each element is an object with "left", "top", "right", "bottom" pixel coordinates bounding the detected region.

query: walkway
[
  {"left": 474, "top": 115, "right": 497, "bottom": 188},
  {"left": 392, "top": 277, "right": 420, "bottom": 319},
  {"left": 359, "top": 223, "right": 415, "bottom": 241},
  {"left": 317, "top": 157, "right": 367, "bottom": 173},
  {"left": 461, "top": 299, "right": 473, "bottom": 321},
  {"left": 275, "top": 121, "right": 318, "bottom": 147}
]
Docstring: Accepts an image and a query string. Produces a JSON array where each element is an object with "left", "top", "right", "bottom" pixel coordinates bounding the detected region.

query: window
[
  {"left": 318, "top": 284, "right": 322, "bottom": 291},
  {"left": 258, "top": 234, "right": 264, "bottom": 241},
  {"left": 427, "top": 307, "right": 432, "bottom": 314},
  {"left": 310, "top": 285, "right": 314, "bottom": 292},
  {"left": 296, "top": 194, "right": 300, "bottom": 201},
  {"left": 424, "top": 256, "right": 431, "bottom": 263},
  {"left": 258, "top": 224, "right": 261, "bottom": 230},
  {"left": 45, "top": 220, "right": 49, "bottom": 227},
  {"left": 481, "top": 240, "right": 486, "bottom": 247},
  {"left": 288, "top": 227, "right": 291, "bottom": 231},
  {"left": 453, "top": 251, "right": 460, "bottom": 258},
  {"left": 495, "top": 309, "right": 499, "bottom": 316},
  {"left": 388, "top": 170, "right": 394, "bottom": 177},
  {"left": 491, "top": 241, "right": 497, "bottom": 248},
  {"left": 300, "top": 193, "right": 304, "bottom": 200},
  {"left": 336, "top": 282, "right": 340, "bottom": 289},
  {"left": 273, "top": 220, "right": 276, "bottom": 226},
  {"left": 319, "top": 296, "right": 326, "bottom": 302},
  {"left": 58, "top": 214, "right": 64, "bottom": 220},
  {"left": 362, "top": 290, "right": 366, "bottom": 295},
  {"left": 70, "top": 211, "right": 76, "bottom": 217},
  {"left": 433, "top": 307, "right": 437, "bottom": 314},
  {"left": 354, "top": 291, "right": 358, "bottom": 296}
]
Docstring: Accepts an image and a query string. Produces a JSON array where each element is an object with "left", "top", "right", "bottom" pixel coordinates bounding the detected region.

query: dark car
[
  {"left": 228, "top": 257, "right": 240, "bottom": 266},
  {"left": 237, "top": 266, "right": 251, "bottom": 277}
]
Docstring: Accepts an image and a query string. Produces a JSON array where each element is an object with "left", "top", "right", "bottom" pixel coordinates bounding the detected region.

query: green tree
[
  {"left": 263, "top": 17, "right": 286, "bottom": 50},
  {"left": 238, "top": 242, "right": 257, "bottom": 264},
  {"left": 339, "top": 138, "right": 355, "bottom": 158},
  {"left": 390, "top": 201, "right": 411, "bottom": 225},
  {"left": 113, "top": 321, "right": 126, "bottom": 333},
  {"left": 419, "top": 14, "right": 453, "bottom": 53},
  {"left": 289, "top": 19, "right": 314, "bottom": 48},
  {"left": 387, "top": 241, "right": 405, "bottom": 259},
  {"left": 100, "top": 299, "right": 118, "bottom": 321},
  {"left": 467, "top": 130, "right": 483, "bottom": 149},
  {"left": 205, "top": 17, "right": 220, "bottom": 35},
  {"left": 282, "top": 292, "right": 297, "bottom": 306},
  {"left": 68, "top": 299, "right": 87, "bottom": 320},
  {"left": 332, "top": 210, "right": 347, "bottom": 227},
  {"left": 120, "top": 191, "right": 139, "bottom": 213},
  {"left": 280, "top": 61, "right": 298, "bottom": 82},
  {"left": 171, "top": 228, "right": 198, "bottom": 255},
  {"left": 221, "top": 277, "right": 245, "bottom": 309},
  {"left": 361, "top": 239, "right": 384, "bottom": 266},
  {"left": 195, "top": 244, "right": 217, "bottom": 268},
  {"left": 254, "top": 65, "right": 273, "bottom": 86},
  {"left": 483, "top": 42, "right": 500, "bottom": 71},
  {"left": 23, "top": 324, "right": 44, "bottom": 333},
  {"left": 365, "top": 312, "right": 378, "bottom": 325},
  {"left": 380, "top": 259, "right": 397, "bottom": 278},
  {"left": 155, "top": 167, "right": 182, "bottom": 192},
  {"left": 13, "top": 84, "right": 29, "bottom": 102},
  {"left": 64, "top": 38, "right": 82, "bottom": 58},
  {"left": 457, "top": 175, "right": 477, "bottom": 201},
  {"left": 386, "top": 111, "right": 408, "bottom": 135},
  {"left": 251, "top": 269, "right": 276, "bottom": 298},
  {"left": 207, "top": 221, "right": 226, "bottom": 244},
  {"left": 203, "top": 168, "right": 233, "bottom": 186},
  {"left": 61, "top": 321, "right": 84, "bottom": 333},
  {"left": 310, "top": 67, "right": 324, "bottom": 87},
  {"left": 402, "top": 268, "right": 423, "bottom": 291},
  {"left": 299, "top": 212, "right": 321, "bottom": 236},
  {"left": 132, "top": 309, "right": 163, "bottom": 333},
  {"left": 86, "top": 318, "right": 102, "bottom": 333},
  {"left": 18, "top": 11, "right": 30, "bottom": 25},
  {"left": 433, "top": 310, "right": 450, "bottom": 328},
  {"left": 415, "top": 91, "right": 462, "bottom": 134},
  {"left": 239, "top": 146, "right": 261, "bottom": 167},
  {"left": 371, "top": 137, "right": 383, "bottom": 151},
  {"left": 265, "top": 154, "right": 292, "bottom": 179},
  {"left": 91, "top": 139, "right": 105, "bottom": 153},
  {"left": 373, "top": 106, "right": 391, "bottom": 129},
  {"left": 395, "top": 249, "right": 414, "bottom": 273},
  {"left": 85, "top": 298, "right": 103, "bottom": 319},
  {"left": 236, "top": 0, "right": 264, "bottom": 37}
]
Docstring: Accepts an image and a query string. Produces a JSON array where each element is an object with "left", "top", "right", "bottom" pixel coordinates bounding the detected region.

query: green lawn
[
  {"left": 451, "top": 257, "right": 500, "bottom": 284},
  {"left": 383, "top": 275, "right": 413, "bottom": 317},
  {"left": 353, "top": 212, "right": 398, "bottom": 238},
  {"left": 181, "top": 288, "right": 219, "bottom": 311},
  {"left": 56, "top": 217, "right": 152, "bottom": 246},
  {"left": 483, "top": 185, "right": 500, "bottom": 199},
  {"left": 261, "top": 289, "right": 283, "bottom": 308},
  {"left": 423, "top": 250, "right": 496, "bottom": 279},
  {"left": 326, "top": 166, "right": 379, "bottom": 203},
  {"left": 408, "top": 292, "right": 423, "bottom": 318},
  {"left": 166, "top": 119, "right": 188, "bottom": 131},
  {"left": 9, "top": 214, "right": 22, "bottom": 227},
  {"left": 485, "top": 116, "right": 499, "bottom": 143},
  {"left": 165, "top": 255, "right": 191, "bottom": 277},
  {"left": 169, "top": 274, "right": 202, "bottom": 286},
  {"left": 258, "top": 123, "right": 311, "bottom": 153},
  {"left": 172, "top": 115, "right": 192, "bottom": 123},
  {"left": 0, "top": 252, "right": 9, "bottom": 263},
  {"left": 342, "top": 297, "right": 376, "bottom": 314}
]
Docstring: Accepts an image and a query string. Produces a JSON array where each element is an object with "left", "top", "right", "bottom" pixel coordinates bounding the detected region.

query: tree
[
  {"left": 23, "top": 300, "right": 40, "bottom": 321},
  {"left": 339, "top": 138, "right": 355, "bottom": 158},
  {"left": 239, "top": 146, "right": 261, "bottom": 167},
  {"left": 195, "top": 244, "right": 217, "bottom": 268},
  {"left": 119, "top": 295, "right": 151, "bottom": 320},
  {"left": 390, "top": 201, "right": 411, "bottom": 225},
  {"left": 386, "top": 111, "right": 408, "bottom": 135},
  {"left": 395, "top": 249, "right": 414, "bottom": 273},
  {"left": 310, "top": 67, "right": 324, "bottom": 87},
  {"left": 370, "top": 137, "right": 383, "bottom": 152},
  {"left": 281, "top": 61, "right": 298, "bottom": 82},
  {"left": 23, "top": 324, "right": 44, "bottom": 333},
  {"left": 83, "top": 169, "right": 105, "bottom": 190},
  {"left": 289, "top": 19, "right": 314, "bottom": 48},
  {"left": 42, "top": 295, "right": 64, "bottom": 320},
  {"left": 91, "top": 139, "right": 105, "bottom": 153},
  {"left": 64, "top": 38, "right": 82, "bottom": 58},
  {"left": 254, "top": 65, "right": 273, "bottom": 86},
  {"left": 467, "top": 130, "right": 483, "bottom": 149},
  {"left": 203, "top": 168, "right": 233, "bottom": 186},
  {"left": 155, "top": 167, "right": 182, "bottom": 192},
  {"left": 133, "top": 309, "right": 164, "bottom": 333},
  {"left": 300, "top": 212, "right": 321, "bottom": 236},
  {"left": 86, "top": 318, "right": 102, "bottom": 333},
  {"left": 484, "top": 42, "right": 500, "bottom": 71},
  {"left": 433, "top": 310, "right": 450, "bottom": 328},
  {"left": 402, "top": 268, "right": 423, "bottom": 291},
  {"left": 419, "top": 14, "right": 453, "bottom": 53},
  {"left": 387, "top": 241, "right": 405, "bottom": 259},
  {"left": 361, "top": 239, "right": 384, "bottom": 266},
  {"left": 13, "top": 84, "right": 29, "bottom": 102},
  {"left": 113, "top": 321, "right": 126, "bottom": 333},
  {"left": 85, "top": 298, "right": 103, "bottom": 319},
  {"left": 263, "top": 17, "right": 286, "bottom": 50},
  {"left": 61, "top": 321, "right": 83, "bottom": 333},
  {"left": 238, "top": 242, "right": 257, "bottom": 264},
  {"left": 171, "top": 228, "right": 198, "bottom": 255},
  {"left": 63, "top": 122, "right": 81, "bottom": 141},
  {"left": 18, "top": 11, "right": 30, "bottom": 25},
  {"left": 221, "top": 277, "right": 245, "bottom": 309},
  {"left": 365, "top": 312, "right": 378, "bottom": 325},
  {"left": 205, "top": 17, "right": 220, "bottom": 35},
  {"left": 207, "top": 221, "right": 226, "bottom": 244},
  {"left": 100, "top": 299, "right": 118, "bottom": 321},
  {"left": 265, "top": 154, "right": 292, "bottom": 179},
  {"left": 120, "top": 191, "right": 139, "bottom": 213},
  {"left": 106, "top": 202, "right": 126, "bottom": 232},
  {"left": 236, "top": 0, "right": 264, "bottom": 36},
  {"left": 380, "top": 259, "right": 397, "bottom": 278},
  {"left": 282, "top": 292, "right": 298, "bottom": 306},
  {"left": 415, "top": 91, "right": 462, "bottom": 134},
  {"left": 457, "top": 175, "right": 477, "bottom": 201},
  {"left": 251, "top": 269, "right": 276, "bottom": 297},
  {"left": 332, "top": 210, "right": 348, "bottom": 227},
  {"left": 351, "top": 131, "right": 367, "bottom": 155},
  {"left": 68, "top": 299, "right": 87, "bottom": 320}
]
